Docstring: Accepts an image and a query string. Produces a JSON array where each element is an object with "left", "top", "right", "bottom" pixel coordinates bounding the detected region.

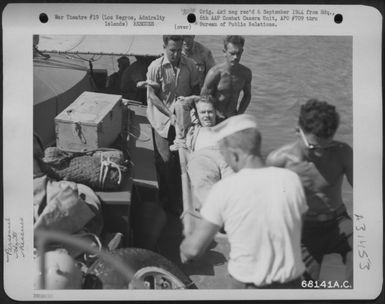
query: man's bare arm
[
  {"left": 205, "top": 50, "right": 216, "bottom": 72},
  {"left": 180, "top": 218, "right": 220, "bottom": 263},
  {"left": 266, "top": 149, "right": 288, "bottom": 168},
  {"left": 200, "top": 67, "right": 220, "bottom": 96},
  {"left": 343, "top": 144, "right": 353, "bottom": 187},
  {"left": 147, "top": 85, "right": 173, "bottom": 118},
  {"left": 237, "top": 69, "right": 252, "bottom": 114}
]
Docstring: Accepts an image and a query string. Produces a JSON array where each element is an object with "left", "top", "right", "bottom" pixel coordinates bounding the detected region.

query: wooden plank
[{"left": 127, "top": 102, "right": 158, "bottom": 189}]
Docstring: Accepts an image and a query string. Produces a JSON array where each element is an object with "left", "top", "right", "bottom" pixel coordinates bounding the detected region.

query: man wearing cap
[
  {"left": 107, "top": 56, "right": 130, "bottom": 94},
  {"left": 266, "top": 99, "right": 353, "bottom": 284},
  {"left": 146, "top": 35, "right": 200, "bottom": 215},
  {"left": 180, "top": 114, "right": 308, "bottom": 288},
  {"left": 200, "top": 35, "right": 252, "bottom": 120},
  {"left": 182, "top": 35, "right": 216, "bottom": 88}
]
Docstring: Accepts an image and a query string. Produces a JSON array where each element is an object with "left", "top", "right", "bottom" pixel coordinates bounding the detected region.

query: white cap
[{"left": 212, "top": 114, "right": 259, "bottom": 141}]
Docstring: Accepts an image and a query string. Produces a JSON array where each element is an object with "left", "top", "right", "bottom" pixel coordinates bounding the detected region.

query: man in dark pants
[
  {"left": 266, "top": 99, "right": 353, "bottom": 286},
  {"left": 146, "top": 35, "right": 200, "bottom": 215}
]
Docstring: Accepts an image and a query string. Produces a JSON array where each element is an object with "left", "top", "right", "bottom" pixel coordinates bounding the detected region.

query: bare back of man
[{"left": 266, "top": 141, "right": 352, "bottom": 216}]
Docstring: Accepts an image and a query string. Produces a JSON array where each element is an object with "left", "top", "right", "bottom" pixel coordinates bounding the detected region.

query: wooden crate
[{"left": 55, "top": 91, "right": 123, "bottom": 151}]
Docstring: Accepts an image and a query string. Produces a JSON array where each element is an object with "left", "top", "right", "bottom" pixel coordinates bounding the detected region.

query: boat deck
[{"left": 157, "top": 212, "right": 346, "bottom": 289}]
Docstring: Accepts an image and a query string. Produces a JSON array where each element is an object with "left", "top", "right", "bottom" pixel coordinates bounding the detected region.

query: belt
[{"left": 304, "top": 204, "right": 347, "bottom": 222}]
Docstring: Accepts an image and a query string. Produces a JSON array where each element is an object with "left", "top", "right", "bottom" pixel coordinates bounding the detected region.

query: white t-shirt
[
  {"left": 201, "top": 167, "right": 308, "bottom": 286},
  {"left": 186, "top": 125, "right": 218, "bottom": 152},
  {"left": 193, "top": 128, "right": 217, "bottom": 151}
]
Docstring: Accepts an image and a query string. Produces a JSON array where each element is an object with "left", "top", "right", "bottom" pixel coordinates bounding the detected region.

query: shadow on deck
[{"left": 157, "top": 211, "right": 233, "bottom": 289}]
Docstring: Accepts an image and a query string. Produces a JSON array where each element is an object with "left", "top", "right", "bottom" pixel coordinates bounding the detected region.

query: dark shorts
[{"left": 301, "top": 211, "right": 353, "bottom": 281}]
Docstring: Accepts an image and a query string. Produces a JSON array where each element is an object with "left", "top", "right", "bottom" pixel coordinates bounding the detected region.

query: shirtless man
[
  {"left": 266, "top": 99, "right": 353, "bottom": 285},
  {"left": 201, "top": 35, "right": 252, "bottom": 120}
]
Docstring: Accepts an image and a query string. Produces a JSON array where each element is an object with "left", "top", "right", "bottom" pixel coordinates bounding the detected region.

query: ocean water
[{"left": 99, "top": 35, "right": 353, "bottom": 208}]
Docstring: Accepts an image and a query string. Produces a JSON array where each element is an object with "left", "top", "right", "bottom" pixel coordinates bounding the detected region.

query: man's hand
[
  {"left": 180, "top": 251, "right": 193, "bottom": 264},
  {"left": 137, "top": 80, "right": 160, "bottom": 89},
  {"left": 170, "top": 113, "right": 177, "bottom": 126},
  {"left": 176, "top": 95, "right": 199, "bottom": 111},
  {"left": 181, "top": 209, "right": 203, "bottom": 237},
  {"left": 177, "top": 95, "right": 200, "bottom": 103},
  {"left": 179, "top": 217, "right": 220, "bottom": 264}
]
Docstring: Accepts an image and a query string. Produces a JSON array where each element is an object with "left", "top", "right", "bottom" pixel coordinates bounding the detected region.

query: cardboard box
[{"left": 55, "top": 91, "right": 123, "bottom": 151}]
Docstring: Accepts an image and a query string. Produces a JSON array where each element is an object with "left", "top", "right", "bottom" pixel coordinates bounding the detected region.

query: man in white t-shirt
[{"left": 180, "top": 114, "right": 308, "bottom": 288}]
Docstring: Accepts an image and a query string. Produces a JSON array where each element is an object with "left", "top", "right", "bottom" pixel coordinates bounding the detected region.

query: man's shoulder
[
  {"left": 122, "top": 63, "right": 137, "bottom": 77},
  {"left": 209, "top": 62, "right": 226, "bottom": 74},
  {"left": 333, "top": 141, "right": 352, "bottom": 152},
  {"left": 238, "top": 64, "right": 252, "bottom": 76},
  {"left": 194, "top": 41, "right": 212, "bottom": 54},
  {"left": 128, "top": 60, "right": 144, "bottom": 70},
  {"left": 330, "top": 141, "right": 353, "bottom": 163},
  {"left": 266, "top": 143, "right": 298, "bottom": 167},
  {"left": 182, "top": 55, "right": 199, "bottom": 68},
  {"left": 148, "top": 56, "right": 164, "bottom": 69},
  {"left": 211, "top": 170, "right": 238, "bottom": 188},
  {"left": 109, "top": 71, "right": 119, "bottom": 78}
]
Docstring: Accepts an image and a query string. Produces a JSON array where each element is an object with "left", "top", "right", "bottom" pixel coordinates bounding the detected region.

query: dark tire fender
[{"left": 84, "top": 248, "right": 196, "bottom": 289}]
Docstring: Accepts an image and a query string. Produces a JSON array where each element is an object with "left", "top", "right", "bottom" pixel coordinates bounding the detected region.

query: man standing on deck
[
  {"left": 266, "top": 99, "right": 353, "bottom": 285},
  {"left": 146, "top": 35, "right": 200, "bottom": 215},
  {"left": 106, "top": 56, "right": 130, "bottom": 94},
  {"left": 180, "top": 114, "right": 308, "bottom": 289},
  {"left": 201, "top": 35, "right": 252, "bottom": 120},
  {"left": 182, "top": 35, "right": 216, "bottom": 88}
]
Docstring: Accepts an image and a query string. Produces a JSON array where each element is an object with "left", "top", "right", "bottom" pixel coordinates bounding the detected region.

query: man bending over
[{"left": 180, "top": 114, "right": 308, "bottom": 289}]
